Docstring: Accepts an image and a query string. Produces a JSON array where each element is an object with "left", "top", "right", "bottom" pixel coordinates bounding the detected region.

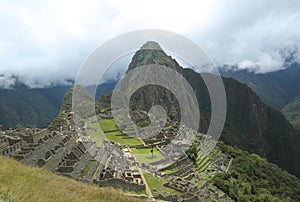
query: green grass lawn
[
  {"left": 105, "top": 131, "right": 142, "bottom": 146},
  {"left": 131, "top": 148, "right": 164, "bottom": 165},
  {"left": 0, "top": 188, "right": 16, "bottom": 202},
  {"left": 143, "top": 172, "right": 180, "bottom": 196},
  {"left": 99, "top": 119, "right": 118, "bottom": 131},
  {"left": 85, "top": 118, "right": 142, "bottom": 146},
  {"left": 115, "top": 188, "right": 147, "bottom": 196},
  {"left": 98, "top": 119, "right": 142, "bottom": 146},
  {"left": 162, "top": 167, "right": 178, "bottom": 174},
  {"left": 80, "top": 160, "right": 95, "bottom": 177}
]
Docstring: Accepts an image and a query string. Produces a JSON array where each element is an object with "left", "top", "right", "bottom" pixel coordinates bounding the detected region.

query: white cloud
[
  {"left": 191, "top": 1, "right": 300, "bottom": 73},
  {"left": 0, "top": 0, "right": 300, "bottom": 88},
  {"left": 0, "top": 74, "right": 16, "bottom": 89}
]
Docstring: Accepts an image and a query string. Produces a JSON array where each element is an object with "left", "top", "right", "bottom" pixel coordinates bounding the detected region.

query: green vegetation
[
  {"left": 127, "top": 41, "right": 182, "bottom": 73},
  {"left": 0, "top": 188, "right": 16, "bottom": 202},
  {"left": 0, "top": 156, "right": 144, "bottom": 202},
  {"left": 220, "top": 63, "right": 300, "bottom": 109},
  {"left": 186, "top": 141, "right": 221, "bottom": 175},
  {"left": 212, "top": 142, "right": 300, "bottom": 202},
  {"left": 282, "top": 95, "right": 300, "bottom": 133},
  {"left": 115, "top": 188, "right": 146, "bottom": 196},
  {"left": 197, "top": 156, "right": 210, "bottom": 172},
  {"left": 162, "top": 167, "right": 178, "bottom": 174},
  {"left": 105, "top": 131, "right": 142, "bottom": 146},
  {"left": 143, "top": 172, "right": 180, "bottom": 195},
  {"left": 99, "top": 119, "right": 142, "bottom": 146},
  {"left": 0, "top": 86, "right": 70, "bottom": 129},
  {"left": 85, "top": 117, "right": 106, "bottom": 146},
  {"left": 80, "top": 160, "right": 95, "bottom": 177},
  {"left": 131, "top": 148, "right": 164, "bottom": 165},
  {"left": 99, "top": 119, "right": 118, "bottom": 132}
]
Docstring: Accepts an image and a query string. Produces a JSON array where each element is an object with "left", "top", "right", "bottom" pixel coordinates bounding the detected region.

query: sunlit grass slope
[{"left": 0, "top": 156, "right": 144, "bottom": 202}]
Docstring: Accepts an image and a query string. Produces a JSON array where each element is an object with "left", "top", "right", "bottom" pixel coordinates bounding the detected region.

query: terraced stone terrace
[
  {"left": 0, "top": 110, "right": 233, "bottom": 201},
  {"left": 86, "top": 111, "right": 232, "bottom": 200}
]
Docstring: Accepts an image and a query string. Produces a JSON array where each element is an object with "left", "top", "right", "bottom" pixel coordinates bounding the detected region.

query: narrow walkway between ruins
[
  {"left": 127, "top": 147, "right": 153, "bottom": 198},
  {"left": 138, "top": 166, "right": 153, "bottom": 198}
]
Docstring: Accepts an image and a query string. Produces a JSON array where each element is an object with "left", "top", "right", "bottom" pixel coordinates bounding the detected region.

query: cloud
[
  {"left": 0, "top": 0, "right": 300, "bottom": 88},
  {"left": 190, "top": 0, "right": 300, "bottom": 73},
  {"left": 0, "top": 74, "right": 17, "bottom": 89}
]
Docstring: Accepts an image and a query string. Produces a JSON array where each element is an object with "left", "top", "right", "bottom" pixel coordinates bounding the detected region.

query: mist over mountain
[
  {"left": 0, "top": 80, "right": 116, "bottom": 129},
  {"left": 0, "top": 85, "right": 70, "bottom": 128},
  {"left": 220, "top": 62, "right": 300, "bottom": 109}
]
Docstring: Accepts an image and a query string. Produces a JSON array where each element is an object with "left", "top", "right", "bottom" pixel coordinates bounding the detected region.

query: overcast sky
[{"left": 0, "top": 0, "right": 300, "bottom": 88}]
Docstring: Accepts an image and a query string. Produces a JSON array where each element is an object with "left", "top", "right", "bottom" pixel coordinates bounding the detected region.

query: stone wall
[
  {"left": 20, "top": 133, "right": 64, "bottom": 166},
  {"left": 70, "top": 152, "right": 92, "bottom": 178},
  {"left": 20, "top": 130, "right": 49, "bottom": 144},
  {"left": 96, "top": 178, "right": 145, "bottom": 192},
  {"left": 44, "top": 138, "right": 77, "bottom": 172},
  {"left": 0, "top": 136, "right": 24, "bottom": 157}
]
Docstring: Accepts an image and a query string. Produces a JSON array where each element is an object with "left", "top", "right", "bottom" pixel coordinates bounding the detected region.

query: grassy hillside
[
  {"left": 0, "top": 156, "right": 144, "bottom": 202},
  {"left": 282, "top": 95, "right": 300, "bottom": 133}
]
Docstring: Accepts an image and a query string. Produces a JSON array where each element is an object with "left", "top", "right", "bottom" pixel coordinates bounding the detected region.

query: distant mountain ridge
[
  {"left": 0, "top": 85, "right": 70, "bottom": 128},
  {"left": 220, "top": 62, "right": 300, "bottom": 109},
  {"left": 0, "top": 82, "right": 117, "bottom": 129}
]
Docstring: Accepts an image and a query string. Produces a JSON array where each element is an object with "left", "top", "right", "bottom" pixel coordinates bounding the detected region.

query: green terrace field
[
  {"left": 143, "top": 172, "right": 180, "bottom": 196},
  {"left": 131, "top": 147, "right": 164, "bottom": 165},
  {"left": 85, "top": 118, "right": 143, "bottom": 146},
  {"left": 99, "top": 119, "right": 119, "bottom": 131},
  {"left": 99, "top": 119, "right": 143, "bottom": 146},
  {"left": 162, "top": 167, "right": 178, "bottom": 174}
]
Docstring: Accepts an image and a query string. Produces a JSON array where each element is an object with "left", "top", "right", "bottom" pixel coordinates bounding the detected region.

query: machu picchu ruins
[{"left": 0, "top": 104, "right": 234, "bottom": 201}]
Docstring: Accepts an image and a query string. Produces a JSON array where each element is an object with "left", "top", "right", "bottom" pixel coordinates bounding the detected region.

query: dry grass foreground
[{"left": 0, "top": 156, "right": 144, "bottom": 202}]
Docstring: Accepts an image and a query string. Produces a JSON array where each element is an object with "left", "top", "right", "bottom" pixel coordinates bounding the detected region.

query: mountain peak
[
  {"left": 127, "top": 41, "right": 182, "bottom": 72},
  {"left": 140, "top": 41, "right": 162, "bottom": 50}
]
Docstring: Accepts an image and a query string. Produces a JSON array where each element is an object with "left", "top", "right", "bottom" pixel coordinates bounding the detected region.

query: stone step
[{"left": 44, "top": 138, "right": 77, "bottom": 172}]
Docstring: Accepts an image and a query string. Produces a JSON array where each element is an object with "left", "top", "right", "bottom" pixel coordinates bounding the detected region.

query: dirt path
[{"left": 138, "top": 167, "right": 153, "bottom": 198}]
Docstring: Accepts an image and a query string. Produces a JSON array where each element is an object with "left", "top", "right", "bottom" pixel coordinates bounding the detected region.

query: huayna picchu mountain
[{"left": 101, "top": 41, "right": 300, "bottom": 177}]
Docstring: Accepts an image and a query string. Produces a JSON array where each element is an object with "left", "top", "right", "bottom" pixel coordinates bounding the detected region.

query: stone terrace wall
[
  {"left": 20, "top": 130, "right": 49, "bottom": 144},
  {"left": 20, "top": 133, "right": 64, "bottom": 166},
  {"left": 97, "top": 178, "right": 145, "bottom": 192},
  {"left": 70, "top": 152, "right": 93, "bottom": 178},
  {"left": 44, "top": 137, "right": 77, "bottom": 172}
]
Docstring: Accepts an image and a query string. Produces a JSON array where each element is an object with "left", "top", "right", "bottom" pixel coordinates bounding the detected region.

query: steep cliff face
[
  {"left": 182, "top": 68, "right": 300, "bottom": 176},
  {"left": 220, "top": 62, "right": 300, "bottom": 109},
  {"left": 98, "top": 41, "right": 300, "bottom": 177}
]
